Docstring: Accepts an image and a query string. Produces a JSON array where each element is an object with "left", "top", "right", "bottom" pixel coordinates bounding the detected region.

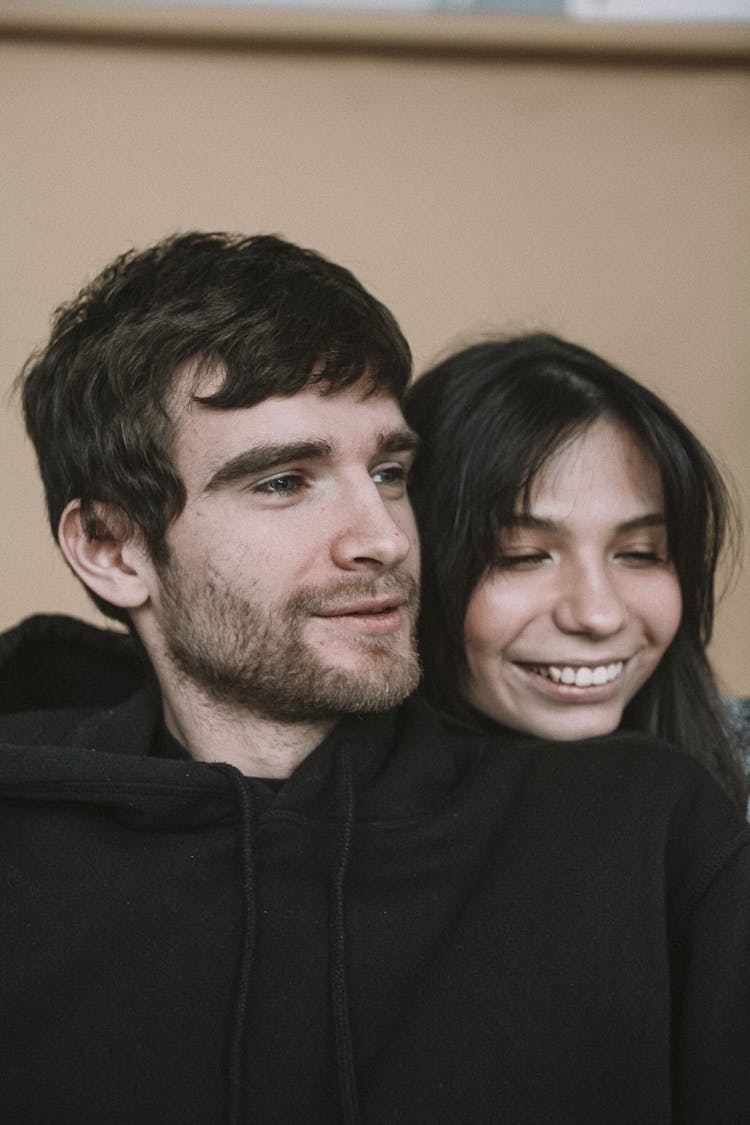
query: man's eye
[
  {"left": 254, "top": 474, "right": 304, "bottom": 496},
  {"left": 372, "top": 465, "right": 408, "bottom": 488}
]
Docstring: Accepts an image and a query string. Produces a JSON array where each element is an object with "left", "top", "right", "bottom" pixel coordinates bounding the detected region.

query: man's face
[{"left": 146, "top": 377, "right": 421, "bottom": 722}]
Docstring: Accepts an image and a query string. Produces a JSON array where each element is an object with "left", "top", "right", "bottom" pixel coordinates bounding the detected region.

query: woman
[{"left": 404, "top": 332, "right": 748, "bottom": 811}]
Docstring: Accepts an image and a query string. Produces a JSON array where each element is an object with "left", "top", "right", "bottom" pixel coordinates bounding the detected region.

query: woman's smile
[{"left": 518, "top": 660, "right": 625, "bottom": 688}]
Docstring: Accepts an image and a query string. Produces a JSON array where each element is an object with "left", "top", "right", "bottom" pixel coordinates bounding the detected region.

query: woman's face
[{"left": 462, "top": 417, "right": 682, "bottom": 741}]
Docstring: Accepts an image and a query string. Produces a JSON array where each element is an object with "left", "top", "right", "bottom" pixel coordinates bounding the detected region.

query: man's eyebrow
[
  {"left": 203, "top": 429, "right": 419, "bottom": 493},
  {"left": 377, "top": 427, "right": 420, "bottom": 456},
  {"left": 507, "top": 513, "right": 667, "bottom": 533},
  {"left": 204, "top": 440, "right": 332, "bottom": 492}
]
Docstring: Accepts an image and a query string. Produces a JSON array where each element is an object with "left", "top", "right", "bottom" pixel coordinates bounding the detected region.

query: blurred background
[{"left": 1, "top": 0, "right": 748, "bottom": 692}]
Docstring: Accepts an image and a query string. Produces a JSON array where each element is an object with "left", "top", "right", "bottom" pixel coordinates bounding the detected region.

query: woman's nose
[{"left": 551, "top": 564, "right": 628, "bottom": 637}]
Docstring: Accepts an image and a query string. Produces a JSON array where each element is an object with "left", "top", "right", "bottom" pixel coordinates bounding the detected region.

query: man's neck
[{"left": 160, "top": 680, "right": 336, "bottom": 778}]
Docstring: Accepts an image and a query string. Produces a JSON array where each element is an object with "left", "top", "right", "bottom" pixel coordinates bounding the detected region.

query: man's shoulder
[
  {"left": 0, "top": 613, "right": 150, "bottom": 718},
  {"left": 0, "top": 613, "right": 157, "bottom": 757},
  {"left": 392, "top": 697, "right": 692, "bottom": 782},
  {"left": 483, "top": 724, "right": 741, "bottom": 818}
]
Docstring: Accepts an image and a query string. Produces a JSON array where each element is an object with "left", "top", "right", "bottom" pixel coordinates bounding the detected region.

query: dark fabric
[
  {"left": 151, "top": 722, "right": 192, "bottom": 761},
  {"left": 1, "top": 614, "right": 749, "bottom": 1124}
]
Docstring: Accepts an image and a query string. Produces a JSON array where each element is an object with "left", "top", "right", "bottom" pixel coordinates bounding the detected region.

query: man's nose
[
  {"left": 551, "top": 564, "right": 628, "bottom": 637},
  {"left": 330, "top": 483, "right": 415, "bottom": 571}
]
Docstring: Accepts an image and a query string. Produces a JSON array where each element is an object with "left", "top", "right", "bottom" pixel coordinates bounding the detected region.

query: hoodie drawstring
[
  {"left": 215, "top": 764, "right": 257, "bottom": 1125},
  {"left": 330, "top": 745, "right": 362, "bottom": 1125}
]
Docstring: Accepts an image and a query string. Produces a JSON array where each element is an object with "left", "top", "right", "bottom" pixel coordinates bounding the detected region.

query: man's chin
[{"left": 299, "top": 644, "right": 421, "bottom": 716}]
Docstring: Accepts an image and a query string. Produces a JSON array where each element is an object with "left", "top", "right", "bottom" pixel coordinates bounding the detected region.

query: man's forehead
[
  {"left": 168, "top": 360, "right": 402, "bottom": 420},
  {"left": 170, "top": 373, "right": 414, "bottom": 474}
]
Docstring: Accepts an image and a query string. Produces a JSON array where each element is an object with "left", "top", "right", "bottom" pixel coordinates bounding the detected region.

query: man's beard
[{"left": 156, "top": 559, "right": 421, "bottom": 723}]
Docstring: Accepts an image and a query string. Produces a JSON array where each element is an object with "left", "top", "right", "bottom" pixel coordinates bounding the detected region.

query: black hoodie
[{"left": 0, "top": 614, "right": 748, "bottom": 1124}]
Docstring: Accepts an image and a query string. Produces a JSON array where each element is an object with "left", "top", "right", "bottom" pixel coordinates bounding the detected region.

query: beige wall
[{"left": 1, "top": 6, "right": 748, "bottom": 692}]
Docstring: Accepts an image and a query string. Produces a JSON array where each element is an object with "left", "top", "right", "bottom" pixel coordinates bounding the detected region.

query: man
[
  {"left": 37, "top": 240, "right": 421, "bottom": 780},
  {"left": 1, "top": 232, "right": 749, "bottom": 1125}
]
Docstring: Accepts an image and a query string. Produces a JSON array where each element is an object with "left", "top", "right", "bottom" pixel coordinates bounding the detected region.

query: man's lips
[
  {"left": 312, "top": 597, "right": 410, "bottom": 637},
  {"left": 296, "top": 572, "right": 418, "bottom": 637},
  {"left": 314, "top": 597, "right": 405, "bottom": 618}
]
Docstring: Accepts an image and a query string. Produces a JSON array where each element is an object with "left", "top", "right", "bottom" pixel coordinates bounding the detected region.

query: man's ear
[{"left": 58, "top": 500, "right": 153, "bottom": 610}]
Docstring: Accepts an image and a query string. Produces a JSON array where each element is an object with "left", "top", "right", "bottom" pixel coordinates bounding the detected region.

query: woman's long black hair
[{"left": 404, "top": 333, "right": 747, "bottom": 810}]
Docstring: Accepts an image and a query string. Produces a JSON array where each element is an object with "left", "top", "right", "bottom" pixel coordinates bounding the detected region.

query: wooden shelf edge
[{"left": 0, "top": 2, "right": 749, "bottom": 62}]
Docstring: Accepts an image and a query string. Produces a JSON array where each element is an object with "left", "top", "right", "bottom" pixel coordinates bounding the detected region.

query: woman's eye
[
  {"left": 496, "top": 552, "right": 550, "bottom": 569},
  {"left": 616, "top": 549, "right": 668, "bottom": 566}
]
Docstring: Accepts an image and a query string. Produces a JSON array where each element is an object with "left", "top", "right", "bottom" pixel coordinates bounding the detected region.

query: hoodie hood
[{"left": 0, "top": 613, "right": 480, "bottom": 816}]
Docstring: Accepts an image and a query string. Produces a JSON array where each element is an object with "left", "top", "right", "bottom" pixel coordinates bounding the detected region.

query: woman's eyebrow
[
  {"left": 615, "top": 513, "right": 667, "bottom": 533},
  {"left": 506, "top": 515, "right": 557, "bottom": 531},
  {"left": 204, "top": 440, "right": 332, "bottom": 492},
  {"left": 507, "top": 513, "right": 667, "bottom": 532}
]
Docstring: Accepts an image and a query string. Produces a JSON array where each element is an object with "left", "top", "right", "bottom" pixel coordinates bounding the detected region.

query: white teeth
[{"left": 534, "top": 661, "right": 623, "bottom": 686}]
